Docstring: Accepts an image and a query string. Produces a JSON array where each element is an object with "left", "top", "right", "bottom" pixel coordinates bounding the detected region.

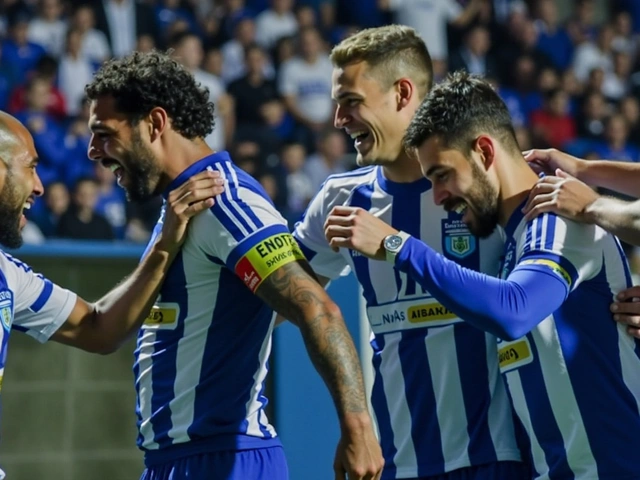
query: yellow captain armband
[
  {"left": 519, "top": 258, "right": 572, "bottom": 287},
  {"left": 234, "top": 233, "right": 306, "bottom": 292}
]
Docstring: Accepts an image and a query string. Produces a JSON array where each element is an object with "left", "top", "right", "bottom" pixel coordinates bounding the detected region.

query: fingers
[
  {"left": 626, "top": 327, "right": 640, "bottom": 339},
  {"left": 522, "top": 149, "right": 553, "bottom": 163},
  {"left": 333, "top": 463, "right": 346, "bottom": 480},
  {"left": 181, "top": 198, "right": 215, "bottom": 218},
  {"left": 167, "top": 170, "right": 224, "bottom": 204},
  {"left": 329, "top": 206, "right": 362, "bottom": 217},
  {"left": 325, "top": 214, "right": 355, "bottom": 230},
  {"left": 615, "top": 287, "right": 640, "bottom": 302},
  {"left": 523, "top": 200, "right": 556, "bottom": 222},
  {"left": 521, "top": 178, "right": 562, "bottom": 216}
]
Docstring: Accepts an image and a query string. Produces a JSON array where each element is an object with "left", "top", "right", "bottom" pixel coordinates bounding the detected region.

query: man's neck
[
  {"left": 381, "top": 153, "right": 424, "bottom": 183},
  {"left": 497, "top": 161, "right": 539, "bottom": 227},
  {"left": 158, "top": 137, "right": 215, "bottom": 192}
]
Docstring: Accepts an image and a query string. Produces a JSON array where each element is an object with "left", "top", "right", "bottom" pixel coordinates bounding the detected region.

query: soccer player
[
  {"left": 325, "top": 71, "right": 640, "bottom": 479},
  {"left": 83, "top": 51, "right": 383, "bottom": 480},
  {"left": 522, "top": 148, "right": 640, "bottom": 338},
  {"left": 292, "top": 25, "right": 526, "bottom": 480},
  {"left": 0, "top": 111, "right": 221, "bottom": 479}
]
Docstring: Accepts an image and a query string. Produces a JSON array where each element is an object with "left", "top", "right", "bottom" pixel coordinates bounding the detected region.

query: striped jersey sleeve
[
  {"left": 293, "top": 178, "right": 353, "bottom": 280},
  {"left": 194, "top": 161, "right": 305, "bottom": 292},
  {"left": 0, "top": 252, "right": 76, "bottom": 343},
  {"left": 514, "top": 213, "right": 601, "bottom": 291}
]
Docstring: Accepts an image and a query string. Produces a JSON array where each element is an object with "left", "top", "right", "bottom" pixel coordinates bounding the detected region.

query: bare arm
[
  {"left": 257, "top": 260, "right": 368, "bottom": 425},
  {"left": 578, "top": 160, "right": 640, "bottom": 198},
  {"left": 274, "top": 272, "right": 330, "bottom": 326},
  {"left": 50, "top": 171, "right": 223, "bottom": 354},
  {"left": 584, "top": 196, "right": 640, "bottom": 246}
]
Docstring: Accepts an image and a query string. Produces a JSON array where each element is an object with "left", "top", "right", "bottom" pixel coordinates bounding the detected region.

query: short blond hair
[{"left": 330, "top": 25, "right": 433, "bottom": 98}]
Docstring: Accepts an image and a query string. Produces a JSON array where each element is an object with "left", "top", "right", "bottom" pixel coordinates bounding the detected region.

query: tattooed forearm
[{"left": 256, "top": 260, "right": 367, "bottom": 418}]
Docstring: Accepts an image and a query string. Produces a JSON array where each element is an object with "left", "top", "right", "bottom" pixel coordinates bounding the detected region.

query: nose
[
  {"left": 87, "top": 135, "right": 102, "bottom": 162},
  {"left": 334, "top": 104, "right": 350, "bottom": 129},
  {"left": 433, "top": 184, "right": 450, "bottom": 206},
  {"left": 33, "top": 170, "right": 44, "bottom": 198}
]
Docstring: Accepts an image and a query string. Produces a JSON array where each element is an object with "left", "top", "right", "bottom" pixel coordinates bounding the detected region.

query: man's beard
[
  {"left": 0, "top": 172, "right": 25, "bottom": 249},
  {"left": 120, "top": 130, "right": 163, "bottom": 203},
  {"left": 462, "top": 162, "right": 500, "bottom": 239}
]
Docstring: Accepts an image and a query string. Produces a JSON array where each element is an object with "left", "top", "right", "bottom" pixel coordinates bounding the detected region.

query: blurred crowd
[{"left": 0, "top": 0, "right": 639, "bottom": 247}]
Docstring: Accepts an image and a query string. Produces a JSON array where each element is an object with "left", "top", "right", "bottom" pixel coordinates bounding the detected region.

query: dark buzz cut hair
[
  {"left": 85, "top": 51, "right": 215, "bottom": 140},
  {"left": 403, "top": 71, "right": 520, "bottom": 156},
  {"left": 330, "top": 25, "right": 433, "bottom": 98}
]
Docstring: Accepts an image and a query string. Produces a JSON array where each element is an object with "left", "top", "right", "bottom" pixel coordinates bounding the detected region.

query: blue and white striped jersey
[
  {"left": 0, "top": 251, "right": 75, "bottom": 480},
  {"left": 135, "top": 152, "right": 303, "bottom": 467},
  {"left": 0, "top": 251, "right": 76, "bottom": 391},
  {"left": 498, "top": 208, "right": 640, "bottom": 479},
  {"left": 293, "top": 166, "right": 522, "bottom": 479}
]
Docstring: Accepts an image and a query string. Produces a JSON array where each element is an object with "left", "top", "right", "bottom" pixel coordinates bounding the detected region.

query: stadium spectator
[
  {"left": 26, "top": 0, "right": 67, "bottom": 58},
  {"left": 71, "top": 4, "right": 110, "bottom": 63},
  {"left": 56, "top": 177, "right": 114, "bottom": 240}
]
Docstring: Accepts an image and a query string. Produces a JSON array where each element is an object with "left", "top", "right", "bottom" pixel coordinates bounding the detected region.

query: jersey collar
[{"left": 162, "top": 150, "right": 231, "bottom": 199}]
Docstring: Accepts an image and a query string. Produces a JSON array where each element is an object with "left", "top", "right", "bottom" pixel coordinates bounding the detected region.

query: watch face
[{"left": 385, "top": 235, "right": 402, "bottom": 251}]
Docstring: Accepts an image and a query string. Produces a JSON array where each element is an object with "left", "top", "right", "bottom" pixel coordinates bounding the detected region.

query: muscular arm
[
  {"left": 51, "top": 244, "right": 175, "bottom": 354},
  {"left": 578, "top": 160, "right": 640, "bottom": 198},
  {"left": 584, "top": 196, "right": 640, "bottom": 246},
  {"left": 274, "top": 272, "right": 330, "bottom": 326},
  {"left": 256, "top": 260, "right": 369, "bottom": 426}
]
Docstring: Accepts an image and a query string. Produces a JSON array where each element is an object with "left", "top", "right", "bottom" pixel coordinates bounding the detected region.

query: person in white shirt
[
  {"left": 255, "top": 0, "right": 298, "bottom": 51},
  {"left": 71, "top": 4, "right": 111, "bottom": 63},
  {"left": 278, "top": 26, "right": 333, "bottom": 135},
  {"left": 58, "top": 28, "right": 95, "bottom": 117},
  {"left": 170, "top": 30, "right": 235, "bottom": 152},
  {"left": 27, "top": 0, "right": 67, "bottom": 58}
]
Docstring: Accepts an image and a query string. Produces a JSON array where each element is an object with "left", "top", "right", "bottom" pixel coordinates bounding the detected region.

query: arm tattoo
[{"left": 256, "top": 260, "right": 367, "bottom": 417}]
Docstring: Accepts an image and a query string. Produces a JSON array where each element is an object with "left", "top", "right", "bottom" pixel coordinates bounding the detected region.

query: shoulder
[{"left": 314, "top": 166, "right": 378, "bottom": 207}]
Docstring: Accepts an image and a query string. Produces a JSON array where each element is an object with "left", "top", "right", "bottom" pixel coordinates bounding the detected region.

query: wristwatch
[{"left": 383, "top": 231, "right": 411, "bottom": 263}]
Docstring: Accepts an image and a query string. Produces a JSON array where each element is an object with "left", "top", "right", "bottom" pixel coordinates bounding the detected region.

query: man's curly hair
[{"left": 85, "top": 51, "right": 215, "bottom": 139}]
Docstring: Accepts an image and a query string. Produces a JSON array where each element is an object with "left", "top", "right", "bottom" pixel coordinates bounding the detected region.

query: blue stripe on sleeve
[{"left": 29, "top": 279, "right": 54, "bottom": 313}]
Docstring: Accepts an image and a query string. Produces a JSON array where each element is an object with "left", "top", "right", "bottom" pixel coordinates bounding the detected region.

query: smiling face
[
  {"left": 415, "top": 136, "right": 500, "bottom": 238},
  {"left": 332, "top": 61, "right": 413, "bottom": 167},
  {"left": 87, "top": 95, "right": 164, "bottom": 202},
  {"left": 0, "top": 118, "right": 44, "bottom": 248}
]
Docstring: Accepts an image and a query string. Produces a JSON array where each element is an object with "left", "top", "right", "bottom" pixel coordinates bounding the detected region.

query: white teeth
[
  {"left": 109, "top": 164, "right": 119, "bottom": 173},
  {"left": 349, "top": 132, "right": 366, "bottom": 139},
  {"left": 23, "top": 203, "right": 31, "bottom": 210},
  {"left": 454, "top": 203, "right": 467, "bottom": 214}
]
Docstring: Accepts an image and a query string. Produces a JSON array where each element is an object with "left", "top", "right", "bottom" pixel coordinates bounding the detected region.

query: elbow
[
  {"left": 494, "top": 316, "right": 533, "bottom": 341},
  {"left": 293, "top": 301, "right": 343, "bottom": 330},
  {"left": 81, "top": 338, "right": 120, "bottom": 355}
]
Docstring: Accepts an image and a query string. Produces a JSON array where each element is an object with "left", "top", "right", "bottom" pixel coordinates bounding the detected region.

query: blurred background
[{"left": 0, "top": 0, "right": 638, "bottom": 478}]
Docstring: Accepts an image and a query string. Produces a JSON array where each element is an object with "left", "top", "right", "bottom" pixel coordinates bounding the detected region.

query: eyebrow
[
  {"left": 89, "top": 122, "right": 115, "bottom": 133},
  {"left": 425, "top": 165, "right": 448, "bottom": 178},
  {"left": 333, "top": 91, "right": 362, "bottom": 102}
]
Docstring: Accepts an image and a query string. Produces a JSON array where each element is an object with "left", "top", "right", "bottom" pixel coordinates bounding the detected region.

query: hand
[
  {"left": 155, "top": 170, "right": 224, "bottom": 253},
  {"left": 334, "top": 425, "right": 384, "bottom": 480},
  {"left": 611, "top": 286, "right": 640, "bottom": 339},
  {"left": 521, "top": 169, "right": 600, "bottom": 222},
  {"left": 523, "top": 148, "right": 585, "bottom": 177},
  {"left": 324, "top": 206, "right": 398, "bottom": 260}
]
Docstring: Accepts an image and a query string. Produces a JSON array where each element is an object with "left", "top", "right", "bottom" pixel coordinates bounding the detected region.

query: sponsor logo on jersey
[
  {"left": 143, "top": 303, "right": 180, "bottom": 330},
  {"left": 498, "top": 337, "right": 534, "bottom": 373}
]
